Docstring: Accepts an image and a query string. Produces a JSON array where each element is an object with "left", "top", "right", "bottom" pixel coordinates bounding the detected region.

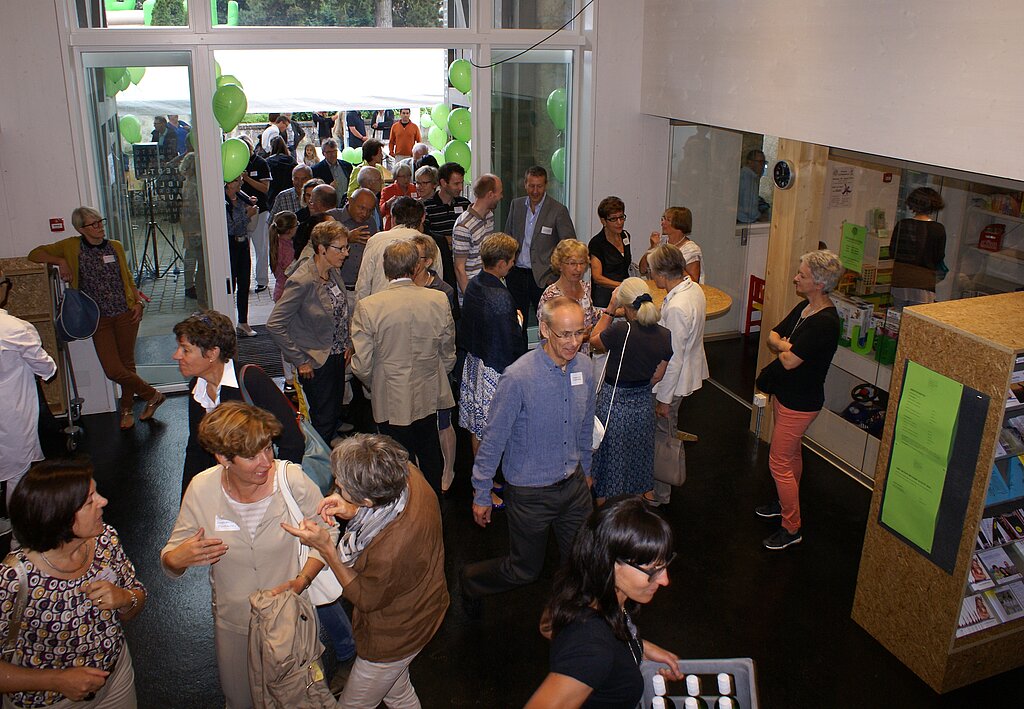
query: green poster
[
  {"left": 880, "top": 361, "right": 964, "bottom": 553},
  {"left": 840, "top": 222, "right": 866, "bottom": 273}
]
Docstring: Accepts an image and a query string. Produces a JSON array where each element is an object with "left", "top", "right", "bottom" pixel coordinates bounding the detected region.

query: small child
[{"left": 270, "top": 211, "right": 298, "bottom": 302}]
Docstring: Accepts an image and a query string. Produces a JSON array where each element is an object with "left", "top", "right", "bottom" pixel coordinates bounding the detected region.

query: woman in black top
[
  {"left": 265, "top": 136, "right": 297, "bottom": 207},
  {"left": 172, "top": 310, "right": 304, "bottom": 496},
  {"left": 588, "top": 196, "right": 633, "bottom": 308},
  {"left": 527, "top": 498, "right": 683, "bottom": 709},
  {"left": 890, "top": 186, "right": 946, "bottom": 309},
  {"left": 755, "top": 250, "right": 843, "bottom": 551}
]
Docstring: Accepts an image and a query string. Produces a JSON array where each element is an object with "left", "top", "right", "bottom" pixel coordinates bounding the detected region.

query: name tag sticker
[
  {"left": 454, "top": 206, "right": 464, "bottom": 214},
  {"left": 570, "top": 371, "right": 584, "bottom": 386},
  {"left": 541, "top": 226, "right": 553, "bottom": 235},
  {"left": 102, "top": 254, "right": 116, "bottom": 264},
  {"left": 622, "top": 236, "right": 630, "bottom": 246},
  {"left": 249, "top": 171, "right": 258, "bottom": 176},
  {"left": 215, "top": 516, "right": 241, "bottom": 532},
  {"left": 329, "top": 284, "right": 342, "bottom": 297}
]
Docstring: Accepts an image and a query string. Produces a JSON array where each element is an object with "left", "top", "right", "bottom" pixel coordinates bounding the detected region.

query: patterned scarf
[{"left": 337, "top": 485, "right": 409, "bottom": 566}]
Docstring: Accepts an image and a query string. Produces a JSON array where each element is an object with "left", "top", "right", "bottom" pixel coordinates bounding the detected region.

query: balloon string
[{"left": 469, "top": 0, "right": 596, "bottom": 70}]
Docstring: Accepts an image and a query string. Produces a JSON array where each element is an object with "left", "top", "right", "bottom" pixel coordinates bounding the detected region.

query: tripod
[{"left": 135, "top": 175, "right": 185, "bottom": 285}]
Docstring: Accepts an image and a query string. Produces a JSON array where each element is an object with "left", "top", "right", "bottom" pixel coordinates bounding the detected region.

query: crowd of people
[{"left": 0, "top": 110, "right": 849, "bottom": 707}]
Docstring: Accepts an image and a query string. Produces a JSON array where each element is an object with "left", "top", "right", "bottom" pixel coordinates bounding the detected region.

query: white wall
[
  {"left": 641, "top": 0, "right": 1024, "bottom": 182},
  {"left": 585, "top": 0, "right": 670, "bottom": 241},
  {"left": 1, "top": 3, "right": 115, "bottom": 414}
]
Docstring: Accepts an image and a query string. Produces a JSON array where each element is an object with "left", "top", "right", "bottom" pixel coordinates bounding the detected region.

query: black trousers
[
  {"left": 507, "top": 266, "right": 544, "bottom": 348},
  {"left": 378, "top": 413, "right": 443, "bottom": 496},
  {"left": 303, "top": 352, "right": 346, "bottom": 444},
  {"left": 462, "top": 470, "right": 592, "bottom": 598},
  {"left": 227, "top": 236, "right": 251, "bottom": 323}
]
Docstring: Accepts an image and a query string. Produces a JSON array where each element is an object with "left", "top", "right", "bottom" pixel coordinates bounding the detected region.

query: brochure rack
[{"left": 852, "top": 291, "right": 1024, "bottom": 692}]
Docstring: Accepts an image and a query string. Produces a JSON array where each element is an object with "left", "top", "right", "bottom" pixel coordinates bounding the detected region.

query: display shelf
[
  {"left": 952, "top": 206, "right": 1024, "bottom": 298},
  {"left": 852, "top": 291, "right": 1024, "bottom": 692}
]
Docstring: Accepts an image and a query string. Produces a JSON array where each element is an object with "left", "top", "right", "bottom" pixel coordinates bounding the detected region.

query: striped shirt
[
  {"left": 422, "top": 193, "right": 470, "bottom": 241},
  {"left": 223, "top": 478, "right": 277, "bottom": 538},
  {"left": 452, "top": 207, "right": 494, "bottom": 287}
]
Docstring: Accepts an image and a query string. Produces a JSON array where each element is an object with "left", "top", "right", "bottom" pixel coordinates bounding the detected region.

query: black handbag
[{"left": 755, "top": 358, "right": 784, "bottom": 396}]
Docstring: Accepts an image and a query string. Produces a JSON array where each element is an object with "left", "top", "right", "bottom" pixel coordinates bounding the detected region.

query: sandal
[
  {"left": 139, "top": 392, "right": 166, "bottom": 421},
  {"left": 120, "top": 409, "right": 135, "bottom": 430}
]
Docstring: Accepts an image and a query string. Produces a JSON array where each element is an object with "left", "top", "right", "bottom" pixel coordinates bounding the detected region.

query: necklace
[
  {"left": 622, "top": 607, "right": 643, "bottom": 666},
  {"left": 39, "top": 542, "right": 90, "bottom": 574}
]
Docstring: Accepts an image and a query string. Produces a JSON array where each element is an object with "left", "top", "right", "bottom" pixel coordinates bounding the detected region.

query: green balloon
[
  {"left": 187, "top": 130, "right": 196, "bottom": 150},
  {"left": 550, "top": 147, "right": 566, "bottom": 183},
  {"left": 119, "top": 115, "right": 142, "bottom": 144},
  {"left": 420, "top": 113, "right": 433, "bottom": 129},
  {"left": 448, "top": 59, "right": 472, "bottom": 95},
  {"left": 428, "top": 125, "right": 448, "bottom": 151},
  {"left": 214, "top": 60, "right": 222, "bottom": 79},
  {"left": 115, "top": 68, "right": 131, "bottom": 92},
  {"left": 342, "top": 147, "right": 361, "bottom": 165},
  {"left": 221, "top": 138, "right": 249, "bottom": 182},
  {"left": 444, "top": 140, "right": 471, "bottom": 172},
  {"left": 127, "top": 67, "right": 146, "bottom": 85},
  {"left": 431, "top": 103, "right": 450, "bottom": 133},
  {"left": 448, "top": 108, "right": 471, "bottom": 143},
  {"left": 212, "top": 84, "right": 247, "bottom": 132},
  {"left": 546, "top": 88, "right": 567, "bottom": 131},
  {"left": 217, "top": 74, "right": 243, "bottom": 89},
  {"left": 104, "top": 73, "right": 120, "bottom": 98}
]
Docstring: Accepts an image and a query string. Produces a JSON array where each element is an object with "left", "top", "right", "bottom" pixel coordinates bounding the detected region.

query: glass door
[
  {"left": 81, "top": 52, "right": 210, "bottom": 387},
  {"left": 667, "top": 125, "right": 746, "bottom": 336}
]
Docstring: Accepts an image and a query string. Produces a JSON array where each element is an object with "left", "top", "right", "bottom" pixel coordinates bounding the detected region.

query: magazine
[
  {"left": 977, "top": 547, "right": 1022, "bottom": 585},
  {"left": 969, "top": 553, "right": 995, "bottom": 592},
  {"left": 985, "top": 581, "right": 1024, "bottom": 623},
  {"left": 956, "top": 594, "right": 1000, "bottom": 637}
]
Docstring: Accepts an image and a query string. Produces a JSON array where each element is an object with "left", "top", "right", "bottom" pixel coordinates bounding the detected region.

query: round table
[{"left": 646, "top": 280, "right": 732, "bottom": 318}]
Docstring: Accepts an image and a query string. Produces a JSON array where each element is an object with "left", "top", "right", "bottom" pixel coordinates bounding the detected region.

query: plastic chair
[{"left": 744, "top": 274, "right": 765, "bottom": 334}]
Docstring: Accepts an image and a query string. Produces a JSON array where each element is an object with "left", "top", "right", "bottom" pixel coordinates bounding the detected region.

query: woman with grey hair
[
  {"left": 28, "top": 207, "right": 165, "bottom": 430},
  {"left": 755, "top": 249, "right": 842, "bottom": 551},
  {"left": 379, "top": 160, "right": 417, "bottom": 230},
  {"left": 283, "top": 434, "right": 449, "bottom": 709}
]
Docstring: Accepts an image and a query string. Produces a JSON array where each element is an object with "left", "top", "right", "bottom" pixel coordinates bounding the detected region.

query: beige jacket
[
  {"left": 354, "top": 226, "right": 446, "bottom": 302},
  {"left": 350, "top": 281, "right": 456, "bottom": 425}
]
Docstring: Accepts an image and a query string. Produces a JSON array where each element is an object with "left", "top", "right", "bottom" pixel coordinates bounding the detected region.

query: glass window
[
  {"left": 82, "top": 55, "right": 208, "bottom": 386},
  {"left": 75, "top": 0, "right": 188, "bottom": 29},
  {"left": 494, "top": 0, "right": 574, "bottom": 29},
  {"left": 491, "top": 49, "right": 572, "bottom": 230},
  {"left": 224, "top": 0, "right": 465, "bottom": 28}
]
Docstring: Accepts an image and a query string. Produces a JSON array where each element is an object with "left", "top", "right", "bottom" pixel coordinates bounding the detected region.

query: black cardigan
[{"left": 181, "top": 362, "right": 305, "bottom": 496}]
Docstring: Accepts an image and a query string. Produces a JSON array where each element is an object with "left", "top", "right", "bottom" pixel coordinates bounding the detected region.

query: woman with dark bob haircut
[
  {"left": 173, "top": 310, "right": 304, "bottom": 496},
  {"left": 526, "top": 497, "right": 683, "bottom": 708},
  {"left": 1, "top": 460, "right": 146, "bottom": 706}
]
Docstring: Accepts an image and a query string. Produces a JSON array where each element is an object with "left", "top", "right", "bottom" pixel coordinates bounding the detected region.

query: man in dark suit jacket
[
  {"left": 503, "top": 165, "right": 577, "bottom": 335},
  {"left": 311, "top": 138, "right": 353, "bottom": 191}
]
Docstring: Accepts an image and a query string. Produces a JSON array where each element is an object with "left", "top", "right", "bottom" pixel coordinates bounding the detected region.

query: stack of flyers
[
  {"left": 978, "top": 547, "right": 1022, "bottom": 585},
  {"left": 985, "top": 581, "right": 1024, "bottom": 623},
  {"left": 957, "top": 594, "right": 1000, "bottom": 637}
]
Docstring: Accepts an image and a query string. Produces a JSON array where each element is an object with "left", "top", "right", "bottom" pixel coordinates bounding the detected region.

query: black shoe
[
  {"left": 755, "top": 501, "right": 782, "bottom": 518},
  {"left": 254, "top": 284, "right": 268, "bottom": 294},
  {"left": 184, "top": 286, "right": 197, "bottom": 299},
  {"left": 763, "top": 527, "right": 802, "bottom": 550}
]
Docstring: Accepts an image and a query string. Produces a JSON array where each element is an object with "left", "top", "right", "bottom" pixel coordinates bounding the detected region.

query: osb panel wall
[
  {"left": 852, "top": 294, "right": 1023, "bottom": 692},
  {"left": 0, "top": 258, "right": 66, "bottom": 414}
]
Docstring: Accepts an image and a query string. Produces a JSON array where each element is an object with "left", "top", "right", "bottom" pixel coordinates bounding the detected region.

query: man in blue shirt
[
  {"left": 737, "top": 149, "right": 771, "bottom": 223},
  {"left": 461, "top": 297, "right": 595, "bottom": 606}
]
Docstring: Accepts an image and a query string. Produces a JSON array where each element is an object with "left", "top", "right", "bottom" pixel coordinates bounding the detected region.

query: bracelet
[{"left": 120, "top": 589, "right": 139, "bottom": 614}]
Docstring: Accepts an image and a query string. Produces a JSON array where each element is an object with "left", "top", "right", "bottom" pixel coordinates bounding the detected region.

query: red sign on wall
[{"left": 49, "top": 218, "right": 65, "bottom": 232}]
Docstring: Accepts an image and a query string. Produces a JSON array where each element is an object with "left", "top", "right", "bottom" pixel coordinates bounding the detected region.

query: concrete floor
[{"left": 28, "top": 366, "right": 1024, "bottom": 708}]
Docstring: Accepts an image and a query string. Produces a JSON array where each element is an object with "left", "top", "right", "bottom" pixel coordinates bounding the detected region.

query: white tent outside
[{"left": 116, "top": 48, "right": 447, "bottom": 116}]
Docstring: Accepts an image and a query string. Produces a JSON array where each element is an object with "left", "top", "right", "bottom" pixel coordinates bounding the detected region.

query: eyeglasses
[
  {"left": 550, "top": 329, "right": 588, "bottom": 341},
  {"left": 605, "top": 214, "right": 626, "bottom": 222},
  {"left": 619, "top": 552, "right": 677, "bottom": 582},
  {"left": 327, "top": 244, "right": 350, "bottom": 253},
  {"left": 563, "top": 260, "right": 588, "bottom": 267},
  {"left": 332, "top": 483, "right": 360, "bottom": 506},
  {"left": 82, "top": 218, "right": 106, "bottom": 229}
]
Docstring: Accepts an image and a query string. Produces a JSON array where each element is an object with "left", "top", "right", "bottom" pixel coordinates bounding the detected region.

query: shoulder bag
[
  {"left": 276, "top": 462, "right": 344, "bottom": 607},
  {"left": 2, "top": 554, "right": 29, "bottom": 665},
  {"left": 238, "top": 364, "right": 334, "bottom": 496},
  {"left": 592, "top": 323, "right": 631, "bottom": 450}
]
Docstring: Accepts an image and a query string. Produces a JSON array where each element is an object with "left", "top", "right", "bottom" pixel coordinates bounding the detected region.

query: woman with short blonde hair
[{"left": 537, "top": 240, "right": 600, "bottom": 354}]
